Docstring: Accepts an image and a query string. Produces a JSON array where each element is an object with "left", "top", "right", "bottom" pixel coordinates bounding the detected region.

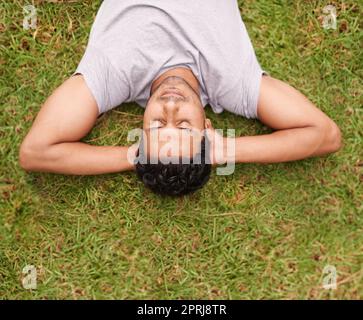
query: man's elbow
[
  {"left": 319, "top": 120, "right": 342, "bottom": 154},
  {"left": 19, "top": 140, "right": 36, "bottom": 171},
  {"left": 19, "top": 139, "right": 49, "bottom": 172}
]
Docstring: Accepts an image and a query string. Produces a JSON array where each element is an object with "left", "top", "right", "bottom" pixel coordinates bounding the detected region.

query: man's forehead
[{"left": 142, "top": 128, "right": 204, "bottom": 161}]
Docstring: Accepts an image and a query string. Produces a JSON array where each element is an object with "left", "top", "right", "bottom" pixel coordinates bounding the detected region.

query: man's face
[{"left": 143, "top": 76, "right": 206, "bottom": 161}]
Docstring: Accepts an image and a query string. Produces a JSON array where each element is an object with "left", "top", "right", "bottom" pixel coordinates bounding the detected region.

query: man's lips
[{"left": 160, "top": 88, "right": 185, "bottom": 98}]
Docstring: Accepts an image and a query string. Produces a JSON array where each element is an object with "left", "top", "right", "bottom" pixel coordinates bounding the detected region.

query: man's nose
[{"left": 163, "top": 98, "right": 180, "bottom": 114}]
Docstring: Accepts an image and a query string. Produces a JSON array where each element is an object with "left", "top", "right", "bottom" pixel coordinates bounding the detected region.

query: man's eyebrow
[{"left": 145, "top": 127, "right": 161, "bottom": 132}]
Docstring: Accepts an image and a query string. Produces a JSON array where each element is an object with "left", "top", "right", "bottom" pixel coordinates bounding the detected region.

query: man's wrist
[
  {"left": 223, "top": 137, "right": 236, "bottom": 164},
  {"left": 125, "top": 144, "right": 139, "bottom": 170}
]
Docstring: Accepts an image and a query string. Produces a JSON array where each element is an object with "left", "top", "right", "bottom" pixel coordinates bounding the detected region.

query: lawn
[{"left": 0, "top": 0, "right": 362, "bottom": 299}]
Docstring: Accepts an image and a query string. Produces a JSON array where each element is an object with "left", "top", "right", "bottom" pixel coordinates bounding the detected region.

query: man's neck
[{"left": 150, "top": 67, "right": 200, "bottom": 96}]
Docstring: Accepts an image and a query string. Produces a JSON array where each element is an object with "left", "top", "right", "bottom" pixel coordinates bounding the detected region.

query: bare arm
[
  {"left": 19, "top": 75, "right": 136, "bottom": 175},
  {"left": 208, "top": 76, "right": 342, "bottom": 164}
]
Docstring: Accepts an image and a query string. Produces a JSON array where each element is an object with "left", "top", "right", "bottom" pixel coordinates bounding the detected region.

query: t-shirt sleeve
[
  {"left": 217, "top": 26, "right": 265, "bottom": 119},
  {"left": 73, "top": 45, "right": 129, "bottom": 114}
]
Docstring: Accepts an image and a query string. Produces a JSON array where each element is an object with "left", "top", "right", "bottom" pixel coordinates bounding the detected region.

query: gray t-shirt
[{"left": 75, "top": 0, "right": 264, "bottom": 118}]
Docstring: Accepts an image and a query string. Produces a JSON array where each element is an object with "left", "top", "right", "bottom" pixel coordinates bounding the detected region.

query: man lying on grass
[{"left": 19, "top": 0, "right": 342, "bottom": 196}]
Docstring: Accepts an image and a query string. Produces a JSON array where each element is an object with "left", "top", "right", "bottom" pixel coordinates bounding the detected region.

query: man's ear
[{"left": 205, "top": 118, "right": 212, "bottom": 129}]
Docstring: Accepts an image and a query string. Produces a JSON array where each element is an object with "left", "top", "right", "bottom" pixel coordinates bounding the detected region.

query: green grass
[{"left": 0, "top": 0, "right": 362, "bottom": 299}]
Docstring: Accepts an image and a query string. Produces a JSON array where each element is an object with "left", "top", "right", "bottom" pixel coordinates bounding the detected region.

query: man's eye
[
  {"left": 150, "top": 120, "right": 163, "bottom": 128},
  {"left": 150, "top": 126, "right": 162, "bottom": 131}
]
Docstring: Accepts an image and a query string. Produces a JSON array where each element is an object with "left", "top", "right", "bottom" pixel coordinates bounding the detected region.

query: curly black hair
[{"left": 135, "top": 137, "right": 211, "bottom": 196}]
